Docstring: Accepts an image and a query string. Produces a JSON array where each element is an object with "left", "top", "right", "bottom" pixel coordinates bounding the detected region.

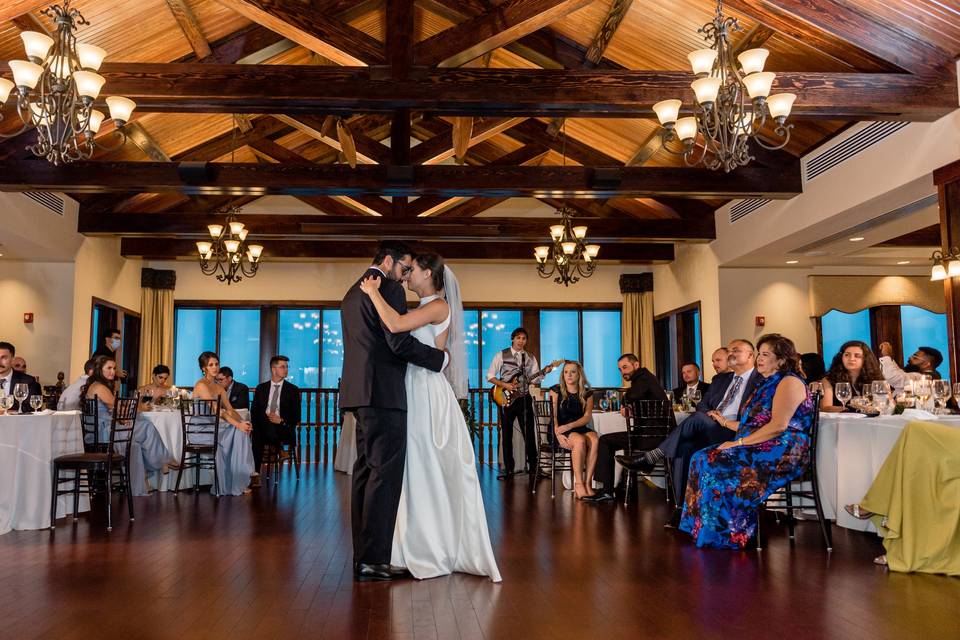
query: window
[
  {"left": 654, "top": 303, "right": 702, "bottom": 391},
  {"left": 218, "top": 309, "right": 260, "bottom": 386},
  {"left": 477, "top": 310, "right": 523, "bottom": 382},
  {"left": 582, "top": 310, "right": 622, "bottom": 388},
  {"left": 279, "top": 309, "right": 321, "bottom": 388},
  {"left": 321, "top": 310, "right": 344, "bottom": 388},
  {"left": 819, "top": 309, "right": 873, "bottom": 365},
  {"left": 901, "top": 305, "right": 950, "bottom": 378},
  {"left": 173, "top": 309, "right": 217, "bottom": 386},
  {"left": 464, "top": 309, "right": 481, "bottom": 388},
  {"left": 540, "top": 310, "right": 580, "bottom": 387}
]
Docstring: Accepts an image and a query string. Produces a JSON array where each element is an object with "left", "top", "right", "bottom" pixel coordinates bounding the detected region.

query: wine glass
[
  {"left": 12, "top": 383, "right": 29, "bottom": 415},
  {"left": 809, "top": 381, "right": 823, "bottom": 397},
  {"left": 29, "top": 395, "right": 43, "bottom": 412},
  {"left": 914, "top": 378, "right": 932, "bottom": 412},
  {"left": 688, "top": 389, "right": 702, "bottom": 409},
  {"left": 871, "top": 381, "right": 891, "bottom": 414},
  {"left": 932, "top": 379, "right": 951, "bottom": 415},
  {"left": 0, "top": 394, "right": 13, "bottom": 413},
  {"left": 834, "top": 382, "right": 852, "bottom": 411},
  {"left": 665, "top": 390, "right": 674, "bottom": 408},
  {"left": 953, "top": 382, "right": 960, "bottom": 404}
]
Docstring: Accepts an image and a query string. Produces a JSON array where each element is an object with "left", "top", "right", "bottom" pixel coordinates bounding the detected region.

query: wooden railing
[{"left": 292, "top": 386, "right": 623, "bottom": 465}]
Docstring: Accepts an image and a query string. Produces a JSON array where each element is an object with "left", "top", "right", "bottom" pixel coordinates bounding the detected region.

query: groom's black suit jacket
[{"left": 339, "top": 267, "right": 445, "bottom": 411}]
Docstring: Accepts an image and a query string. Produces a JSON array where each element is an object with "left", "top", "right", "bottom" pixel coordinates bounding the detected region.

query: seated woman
[
  {"left": 820, "top": 340, "right": 885, "bottom": 412},
  {"left": 550, "top": 361, "right": 598, "bottom": 500},
  {"left": 845, "top": 420, "right": 960, "bottom": 575},
  {"left": 191, "top": 351, "right": 255, "bottom": 496},
  {"left": 82, "top": 356, "right": 175, "bottom": 496},
  {"left": 137, "top": 364, "right": 171, "bottom": 409},
  {"left": 680, "top": 333, "right": 815, "bottom": 549}
]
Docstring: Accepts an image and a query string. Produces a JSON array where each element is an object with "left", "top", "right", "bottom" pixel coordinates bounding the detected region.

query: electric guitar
[{"left": 491, "top": 359, "right": 563, "bottom": 408}]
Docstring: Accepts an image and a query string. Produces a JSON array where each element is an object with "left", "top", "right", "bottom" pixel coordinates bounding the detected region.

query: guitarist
[{"left": 486, "top": 328, "right": 556, "bottom": 480}]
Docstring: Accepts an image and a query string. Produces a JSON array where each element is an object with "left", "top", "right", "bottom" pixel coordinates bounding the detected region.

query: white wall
[
  {"left": 718, "top": 268, "right": 817, "bottom": 352},
  {"left": 652, "top": 244, "right": 722, "bottom": 356},
  {"left": 0, "top": 261, "right": 75, "bottom": 383}
]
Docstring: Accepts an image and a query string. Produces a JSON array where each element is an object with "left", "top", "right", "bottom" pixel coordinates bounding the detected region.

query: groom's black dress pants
[
  {"left": 352, "top": 406, "right": 406, "bottom": 565},
  {"left": 498, "top": 395, "right": 537, "bottom": 473}
]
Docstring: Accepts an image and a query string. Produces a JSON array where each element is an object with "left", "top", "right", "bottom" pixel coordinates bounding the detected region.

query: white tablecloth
[
  {"left": 817, "top": 413, "right": 960, "bottom": 532},
  {"left": 0, "top": 411, "right": 88, "bottom": 534}
]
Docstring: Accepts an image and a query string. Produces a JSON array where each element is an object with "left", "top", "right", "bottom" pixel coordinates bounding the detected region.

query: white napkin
[{"left": 900, "top": 408, "right": 938, "bottom": 421}]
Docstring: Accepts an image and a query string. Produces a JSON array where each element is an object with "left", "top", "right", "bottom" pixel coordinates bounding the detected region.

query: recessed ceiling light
[
  {"left": 849, "top": 236, "right": 865, "bottom": 242},
  {"left": 785, "top": 260, "right": 799, "bottom": 264},
  {"left": 897, "top": 260, "right": 911, "bottom": 265}
]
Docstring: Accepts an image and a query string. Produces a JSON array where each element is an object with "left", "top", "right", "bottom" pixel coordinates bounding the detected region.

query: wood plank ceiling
[{"left": 0, "top": 0, "right": 958, "bottom": 262}]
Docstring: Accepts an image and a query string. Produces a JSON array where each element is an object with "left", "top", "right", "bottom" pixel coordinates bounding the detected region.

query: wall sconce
[{"left": 930, "top": 247, "right": 960, "bottom": 281}]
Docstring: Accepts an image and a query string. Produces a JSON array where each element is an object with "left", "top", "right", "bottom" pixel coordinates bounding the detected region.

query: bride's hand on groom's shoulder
[{"left": 359, "top": 275, "right": 381, "bottom": 296}]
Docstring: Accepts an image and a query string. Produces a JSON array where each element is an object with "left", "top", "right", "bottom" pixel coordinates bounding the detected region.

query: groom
[{"left": 340, "top": 241, "right": 447, "bottom": 581}]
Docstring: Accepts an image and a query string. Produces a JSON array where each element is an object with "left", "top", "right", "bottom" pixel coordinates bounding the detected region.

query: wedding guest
[
  {"left": 614, "top": 339, "right": 761, "bottom": 525},
  {"left": 192, "top": 352, "right": 256, "bottom": 496},
  {"left": 215, "top": 366, "right": 250, "bottom": 410},
  {"left": 550, "top": 361, "right": 597, "bottom": 500},
  {"left": 680, "top": 334, "right": 815, "bottom": 549},
  {"left": 487, "top": 327, "right": 555, "bottom": 479},
  {"left": 137, "top": 365, "right": 171, "bottom": 408},
  {"left": 0, "top": 341, "right": 42, "bottom": 413},
  {"left": 82, "top": 356, "right": 174, "bottom": 495},
  {"left": 820, "top": 340, "right": 885, "bottom": 411},
  {"left": 711, "top": 347, "right": 731, "bottom": 378},
  {"left": 877, "top": 341, "right": 943, "bottom": 393},
  {"left": 11, "top": 356, "right": 26, "bottom": 373},
  {"left": 672, "top": 363, "right": 710, "bottom": 403},
  {"left": 799, "top": 352, "right": 826, "bottom": 384},
  {"left": 590, "top": 353, "right": 668, "bottom": 502},
  {"left": 58, "top": 358, "right": 95, "bottom": 411},
  {"left": 251, "top": 355, "right": 301, "bottom": 487},
  {"left": 91, "top": 328, "right": 127, "bottom": 382},
  {"left": 844, "top": 420, "right": 960, "bottom": 574}
]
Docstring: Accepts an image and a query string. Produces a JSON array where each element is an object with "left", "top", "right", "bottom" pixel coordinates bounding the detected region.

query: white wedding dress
[{"left": 391, "top": 295, "right": 502, "bottom": 582}]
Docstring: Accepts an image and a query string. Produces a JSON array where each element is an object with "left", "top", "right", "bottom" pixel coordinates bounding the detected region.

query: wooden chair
[
  {"left": 79, "top": 398, "right": 107, "bottom": 453},
  {"left": 757, "top": 392, "right": 833, "bottom": 552},
  {"left": 175, "top": 398, "right": 222, "bottom": 495},
  {"left": 50, "top": 396, "right": 138, "bottom": 532},
  {"left": 262, "top": 438, "right": 301, "bottom": 481},
  {"left": 623, "top": 399, "right": 675, "bottom": 506},
  {"left": 530, "top": 399, "right": 572, "bottom": 498}
]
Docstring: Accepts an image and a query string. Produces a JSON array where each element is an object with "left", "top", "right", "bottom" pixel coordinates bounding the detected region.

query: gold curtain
[
  {"left": 620, "top": 273, "right": 656, "bottom": 373},
  {"left": 138, "top": 268, "right": 176, "bottom": 386}
]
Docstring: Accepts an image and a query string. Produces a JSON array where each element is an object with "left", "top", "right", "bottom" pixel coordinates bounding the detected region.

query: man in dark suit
[
  {"left": 618, "top": 338, "right": 762, "bottom": 527},
  {"left": 216, "top": 366, "right": 250, "bottom": 410},
  {"left": 672, "top": 362, "right": 710, "bottom": 404},
  {"left": 0, "top": 341, "right": 42, "bottom": 413},
  {"left": 340, "top": 241, "right": 446, "bottom": 582},
  {"left": 91, "top": 327, "right": 127, "bottom": 384},
  {"left": 251, "top": 356, "right": 300, "bottom": 485},
  {"left": 588, "top": 353, "right": 669, "bottom": 503}
]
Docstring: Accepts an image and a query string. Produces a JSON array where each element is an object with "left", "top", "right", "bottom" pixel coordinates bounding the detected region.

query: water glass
[
  {"left": 809, "top": 381, "right": 823, "bottom": 398},
  {"left": 0, "top": 394, "right": 13, "bottom": 413},
  {"left": 834, "top": 382, "right": 852, "bottom": 411},
  {"left": 932, "top": 379, "right": 951, "bottom": 414},
  {"left": 12, "top": 383, "right": 29, "bottom": 415},
  {"left": 870, "top": 381, "right": 891, "bottom": 414},
  {"left": 29, "top": 395, "right": 43, "bottom": 412},
  {"left": 688, "top": 389, "right": 702, "bottom": 407},
  {"left": 914, "top": 378, "right": 932, "bottom": 412}
]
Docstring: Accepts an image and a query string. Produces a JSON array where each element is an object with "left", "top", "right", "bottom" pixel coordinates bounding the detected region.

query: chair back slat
[
  {"left": 533, "top": 400, "right": 553, "bottom": 449},
  {"left": 80, "top": 398, "right": 103, "bottom": 453},
  {"left": 180, "top": 398, "right": 222, "bottom": 448},
  {"left": 625, "top": 399, "right": 673, "bottom": 455},
  {"left": 107, "top": 396, "right": 140, "bottom": 459}
]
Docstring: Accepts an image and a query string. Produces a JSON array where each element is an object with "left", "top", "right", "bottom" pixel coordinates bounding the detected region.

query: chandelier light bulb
[
  {"left": 76, "top": 42, "right": 107, "bottom": 71},
  {"left": 949, "top": 259, "right": 960, "bottom": 278},
  {"left": 561, "top": 242, "right": 577, "bottom": 255},
  {"left": 572, "top": 226, "right": 588, "bottom": 239},
  {"left": 737, "top": 48, "right": 769, "bottom": 75},
  {"left": 0, "top": 78, "right": 13, "bottom": 104},
  {"left": 49, "top": 55, "right": 71, "bottom": 80},
  {"left": 86, "top": 109, "right": 105, "bottom": 134},
  {"left": 687, "top": 48, "right": 717, "bottom": 75},
  {"left": 766, "top": 93, "right": 796, "bottom": 120},
  {"left": 652, "top": 99, "right": 682, "bottom": 126},
  {"left": 20, "top": 31, "right": 54, "bottom": 61},
  {"left": 675, "top": 117, "right": 698, "bottom": 142},
  {"left": 931, "top": 264, "right": 947, "bottom": 281},
  {"left": 106, "top": 96, "right": 136, "bottom": 124},
  {"left": 224, "top": 239, "right": 240, "bottom": 254},
  {"left": 248, "top": 244, "right": 264, "bottom": 259},
  {"left": 549, "top": 225, "right": 565, "bottom": 241},
  {"left": 743, "top": 71, "right": 775, "bottom": 99},
  {"left": 534, "top": 246, "right": 550, "bottom": 262},
  {"left": 585, "top": 244, "right": 600, "bottom": 258},
  {"left": 72, "top": 70, "right": 105, "bottom": 100},
  {"left": 691, "top": 76, "right": 721, "bottom": 104},
  {"left": 239, "top": 228, "right": 249, "bottom": 242},
  {"left": 207, "top": 224, "right": 224, "bottom": 238},
  {"left": 228, "top": 220, "right": 245, "bottom": 235},
  {"left": 196, "top": 241, "right": 212, "bottom": 256},
  {"left": 10, "top": 60, "right": 43, "bottom": 89},
  {"left": 29, "top": 102, "right": 52, "bottom": 126}
]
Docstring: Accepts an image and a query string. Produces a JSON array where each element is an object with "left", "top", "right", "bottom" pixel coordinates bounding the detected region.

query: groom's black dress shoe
[
  {"left": 354, "top": 563, "right": 393, "bottom": 582},
  {"left": 616, "top": 453, "right": 655, "bottom": 474}
]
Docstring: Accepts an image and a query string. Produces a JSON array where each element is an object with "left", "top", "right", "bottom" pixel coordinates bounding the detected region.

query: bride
[{"left": 359, "top": 253, "right": 502, "bottom": 582}]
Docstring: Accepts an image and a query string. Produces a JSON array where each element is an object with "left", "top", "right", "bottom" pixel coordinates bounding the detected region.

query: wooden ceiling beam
[
  {"left": 273, "top": 115, "right": 389, "bottom": 164},
  {"left": 165, "top": 0, "right": 212, "bottom": 60},
  {"left": 415, "top": 0, "right": 594, "bottom": 68},
  {"left": 10, "top": 161, "right": 803, "bottom": 198},
  {"left": 214, "top": 0, "right": 385, "bottom": 65},
  {"left": 119, "top": 237, "right": 675, "bottom": 262},
  {"left": 0, "top": 2, "right": 45, "bottom": 23},
  {"left": 410, "top": 117, "right": 528, "bottom": 165},
  {"left": 92, "top": 64, "right": 957, "bottom": 120}
]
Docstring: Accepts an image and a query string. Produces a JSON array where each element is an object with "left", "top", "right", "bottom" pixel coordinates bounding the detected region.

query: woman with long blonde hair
[{"left": 551, "top": 361, "right": 598, "bottom": 500}]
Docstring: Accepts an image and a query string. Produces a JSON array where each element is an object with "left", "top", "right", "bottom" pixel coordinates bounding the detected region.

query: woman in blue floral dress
[{"left": 680, "top": 333, "right": 814, "bottom": 549}]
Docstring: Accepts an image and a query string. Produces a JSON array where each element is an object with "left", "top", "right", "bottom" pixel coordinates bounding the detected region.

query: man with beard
[{"left": 877, "top": 341, "right": 943, "bottom": 393}]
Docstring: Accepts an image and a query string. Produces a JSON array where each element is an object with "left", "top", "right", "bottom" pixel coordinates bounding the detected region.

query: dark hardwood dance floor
[{"left": 1, "top": 466, "right": 957, "bottom": 640}]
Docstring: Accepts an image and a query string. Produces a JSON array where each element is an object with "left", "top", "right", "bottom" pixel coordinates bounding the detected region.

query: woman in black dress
[{"left": 551, "top": 361, "right": 597, "bottom": 500}]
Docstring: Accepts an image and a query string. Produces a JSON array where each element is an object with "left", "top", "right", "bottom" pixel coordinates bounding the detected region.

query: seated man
[
  {"left": 618, "top": 338, "right": 761, "bottom": 528},
  {"left": 58, "top": 359, "right": 95, "bottom": 411},
  {"left": 251, "top": 355, "right": 301, "bottom": 487},
  {"left": 586, "top": 353, "right": 668, "bottom": 503},
  {"left": 216, "top": 366, "right": 250, "bottom": 410},
  {"left": 0, "top": 342, "right": 42, "bottom": 412},
  {"left": 878, "top": 342, "right": 943, "bottom": 393},
  {"left": 710, "top": 347, "right": 730, "bottom": 378},
  {"left": 672, "top": 362, "right": 710, "bottom": 404}
]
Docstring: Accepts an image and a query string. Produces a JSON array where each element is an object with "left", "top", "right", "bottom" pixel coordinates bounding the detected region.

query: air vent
[
  {"left": 23, "top": 191, "right": 65, "bottom": 216},
  {"left": 729, "top": 198, "right": 770, "bottom": 223},
  {"left": 804, "top": 122, "right": 909, "bottom": 182}
]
